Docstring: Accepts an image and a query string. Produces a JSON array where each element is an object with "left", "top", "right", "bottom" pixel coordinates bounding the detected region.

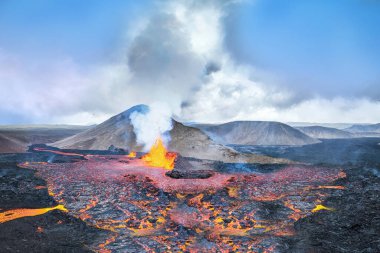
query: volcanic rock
[
  {"left": 107, "top": 145, "right": 126, "bottom": 154},
  {"left": 166, "top": 170, "right": 214, "bottom": 179}
]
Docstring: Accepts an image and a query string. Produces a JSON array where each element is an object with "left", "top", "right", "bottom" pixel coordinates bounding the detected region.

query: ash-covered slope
[
  {"left": 168, "top": 121, "right": 284, "bottom": 163},
  {"left": 296, "top": 126, "right": 354, "bottom": 139},
  {"left": 0, "top": 134, "right": 27, "bottom": 153},
  {"left": 52, "top": 106, "right": 289, "bottom": 163},
  {"left": 345, "top": 123, "right": 380, "bottom": 134},
  {"left": 195, "top": 121, "right": 319, "bottom": 146},
  {"left": 52, "top": 105, "right": 145, "bottom": 151}
]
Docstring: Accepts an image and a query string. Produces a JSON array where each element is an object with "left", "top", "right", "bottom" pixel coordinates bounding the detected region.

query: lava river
[{"left": 18, "top": 148, "right": 346, "bottom": 252}]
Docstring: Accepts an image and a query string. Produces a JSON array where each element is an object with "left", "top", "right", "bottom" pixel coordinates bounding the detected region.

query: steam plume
[{"left": 129, "top": 102, "right": 173, "bottom": 151}]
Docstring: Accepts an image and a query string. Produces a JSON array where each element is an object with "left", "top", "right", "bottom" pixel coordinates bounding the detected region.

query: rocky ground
[{"left": 284, "top": 166, "right": 380, "bottom": 253}]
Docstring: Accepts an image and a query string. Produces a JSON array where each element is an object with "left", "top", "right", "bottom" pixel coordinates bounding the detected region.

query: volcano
[
  {"left": 193, "top": 121, "right": 319, "bottom": 145},
  {"left": 51, "top": 105, "right": 288, "bottom": 163}
]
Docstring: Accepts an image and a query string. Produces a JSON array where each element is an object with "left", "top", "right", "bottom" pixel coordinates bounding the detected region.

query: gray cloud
[
  {"left": 126, "top": 12, "right": 204, "bottom": 110},
  {"left": 205, "top": 61, "right": 221, "bottom": 76}
]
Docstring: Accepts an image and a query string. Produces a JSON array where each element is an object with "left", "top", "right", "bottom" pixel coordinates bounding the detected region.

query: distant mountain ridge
[
  {"left": 193, "top": 121, "right": 319, "bottom": 146},
  {"left": 0, "top": 126, "right": 90, "bottom": 153},
  {"left": 345, "top": 123, "right": 380, "bottom": 133},
  {"left": 286, "top": 122, "right": 354, "bottom": 129},
  {"left": 296, "top": 126, "right": 354, "bottom": 139}
]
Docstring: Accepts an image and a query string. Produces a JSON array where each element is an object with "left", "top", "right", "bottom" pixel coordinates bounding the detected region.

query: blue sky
[
  {"left": 226, "top": 0, "right": 380, "bottom": 99},
  {"left": 0, "top": 0, "right": 150, "bottom": 63},
  {"left": 0, "top": 0, "right": 379, "bottom": 124}
]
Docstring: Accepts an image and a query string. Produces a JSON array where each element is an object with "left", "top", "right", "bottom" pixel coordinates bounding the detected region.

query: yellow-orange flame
[
  {"left": 141, "top": 138, "right": 177, "bottom": 170},
  {"left": 127, "top": 151, "right": 136, "bottom": 158}
]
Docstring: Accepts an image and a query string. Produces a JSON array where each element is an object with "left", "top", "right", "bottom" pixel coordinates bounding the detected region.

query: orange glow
[
  {"left": 284, "top": 200, "right": 303, "bottom": 221},
  {"left": 98, "top": 234, "right": 117, "bottom": 253},
  {"left": 0, "top": 205, "right": 68, "bottom": 224},
  {"left": 79, "top": 197, "right": 98, "bottom": 220},
  {"left": 188, "top": 194, "right": 204, "bottom": 207},
  {"left": 227, "top": 186, "right": 239, "bottom": 198},
  {"left": 127, "top": 151, "right": 136, "bottom": 158},
  {"left": 141, "top": 138, "right": 177, "bottom": 170}
]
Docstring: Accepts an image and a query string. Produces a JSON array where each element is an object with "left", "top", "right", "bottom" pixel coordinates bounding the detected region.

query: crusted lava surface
[
  {"left": 2, "top": 139, "right": 379, "bottom": 253},
  {"left": 12, "top": 146, "right": 347, "bottom": 252}
]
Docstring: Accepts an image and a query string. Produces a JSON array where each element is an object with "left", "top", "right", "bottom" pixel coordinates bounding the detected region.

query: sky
[{"left": 0, "top": 0, "right": 379, "bottom": 124}]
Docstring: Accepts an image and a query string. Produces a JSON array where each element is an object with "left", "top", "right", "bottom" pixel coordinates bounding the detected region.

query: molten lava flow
[
  {"left": 127, "top": 151, "right": 136, "bottom": 158},
  {"left": 0, "top": 205, "right": 67, "bottom": 223},
  {"left": 141, "top": 138, "right": 177, "bottom": 170},
  {"left": 312, "top": 204, "right": 334, "bottom": 213},
  {"left": 317, "top": 185, "right": 345, "bottom": 190}
]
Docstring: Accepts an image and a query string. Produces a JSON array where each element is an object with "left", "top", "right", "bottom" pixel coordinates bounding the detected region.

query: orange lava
[
  {"left": 317, "top": 185, "right": 345, "bottom": 190},
  {"left": 312, "top": 204, "right": 334, "bottom": 212},
  {"left": 126, "top": 151, "right": 136, "bottom": 158},
  {"left": 0, "top": 205, "right": 68, "bottom": 224},
  {"left": 141, "top": 138, "right": 177, "bottom": 170}
]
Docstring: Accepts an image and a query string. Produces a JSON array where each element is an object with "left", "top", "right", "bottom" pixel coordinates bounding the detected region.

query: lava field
[
  {"left": 1, "top": 138, "right": 380, "bottom": 253},
  {"left": 7, "top": 146, "right": 345, "bottom": 252}
]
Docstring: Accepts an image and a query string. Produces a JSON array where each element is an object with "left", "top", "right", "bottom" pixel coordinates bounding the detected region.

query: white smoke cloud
[
  {"left": 0, "top": 0, "right": 379, "bottom": 126},
  {"left": 129, "top": 102, "right": 173, "bottom": 151},
  {"left": 148, "top": 0, "right": 294, "bottom": 122},
  {"left": 152, "top": 0, "right": 380, "bottom": 124}
]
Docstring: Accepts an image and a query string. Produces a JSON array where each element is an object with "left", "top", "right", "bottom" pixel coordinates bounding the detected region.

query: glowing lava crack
[{"left": 19, "top": 147, "right": 346, "bottom": 252}]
